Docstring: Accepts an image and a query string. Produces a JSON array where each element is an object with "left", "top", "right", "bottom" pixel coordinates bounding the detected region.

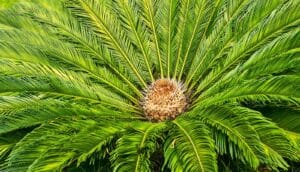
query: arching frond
[
  {"left": 0, "top": 13, "right": 141, "bottom": 100},
  {"left": 237, "top": 30, "right": 300, "bottom": 79},
  {"left": 66, "top": 0, "right": 149, "bottom": 87},
  {"left": 1, "top": 117, "right": 127, "bottom": 172},
  {"left": 262, "top": 107, "right": 300, "bottom": 133},
  {"left": 136, "top": 0, "right": 164, "bottom": 78},
  {"left": 0, "top": 129, "right": 30, "bottom": 163},
  {"left": 0, "top": 73, "right": 137, "bottom": 113},
  {"left": 0, "top": 94, "right": 139, "bottom": 135},
  {"left": 187, "top": 107, "right": 261, "bottom": 168},
  {"left": 194, "top": 75, "right": 300, "bottom": 108},
  {"left": 111, "top": 122, "right": 167, "bottom": 172},
  {"left": 187, "top": 105, "right": 300, "bottom": 170},
  {"left": 110, "top": 0, "right": 154, "bottom": 81},
  {"left": 164, "top": 118, "right": 217, "bottom": 172},
  {"left": 0, "top": 0, "right": 299, "bottom": 171},
  {"left": 177, "top": 0, "right": 218, "bottom": 80},
  {"left": 187, "top": 0, "right": 299, "bottom": 92},
  {"left": 158, "top": 0, "right": 180, "bottom": 78}
]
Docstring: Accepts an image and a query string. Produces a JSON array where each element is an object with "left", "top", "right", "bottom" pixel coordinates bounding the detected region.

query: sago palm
[{"left": 0, "top": 0, "right": 300, "bottom": 171}]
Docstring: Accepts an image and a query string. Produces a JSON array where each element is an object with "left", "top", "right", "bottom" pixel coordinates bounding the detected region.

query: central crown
[{"left": 142, "top": 79, "right": 187, "bottom": 122}]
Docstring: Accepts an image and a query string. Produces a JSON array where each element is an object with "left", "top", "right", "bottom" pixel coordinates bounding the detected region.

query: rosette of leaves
[{"left": 0, "top": 0, "right": 299, "bottom": 171}]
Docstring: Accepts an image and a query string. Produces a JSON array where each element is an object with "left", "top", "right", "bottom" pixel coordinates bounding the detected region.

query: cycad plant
[{"left": 0, "top": 0, "right": 300, "bottom": 171}]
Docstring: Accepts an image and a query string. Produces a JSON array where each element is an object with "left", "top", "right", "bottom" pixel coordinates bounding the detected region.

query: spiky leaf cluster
[{"left": 0, "top": 0, "right": 300, "bottom": 171}]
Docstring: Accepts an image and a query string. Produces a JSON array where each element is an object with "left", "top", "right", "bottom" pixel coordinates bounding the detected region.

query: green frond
[
  {"left": 186, "top": 0, "right": 298, "bottom": 91},
  {"left": 158, "top": 0, "right": 180, "bottom": 77},
  {"left": 1, "top": 117, "right": 128, "bottom": 172},
  {"left": 0, "top": 70, "right": 137, "bottom": 113},
  {"left": 0, "top": 0, "right": 18, "bottom": 9},
  {"left": 185, "top": 0, "right": 257, "bottom": 86},
  {"left": 177, "top": 0, "right": 219, "bottom": 80},
  {"left": 0, "top": 0, "right": 299, "bottom": 171},
  {"left": 262, "top": 107, "right": 300, "bottom": 133},
  {"left": 218, "top": 28, "right": 300, "bottom": 80},
  {"left": 238, "top": 37, "right": 300, "bottom": 78},
  {"left": 110, "top": 0, "right": 155, "bottom": 81},
  {"left": 193, "top": 0, "right": 300, "bottom": 94},
  {"left": 286, "top": 131, "right": 300, "bottom": 150},
  {"left": 0, "top": 94, "right": 138, "bottom": 136},
  {"left": 194, "top": 75, "right": 300, "bottom": 108},
  {"left": 164, "top": 118, "right": 217, "bottom": 172},
  {"left": 0, "top": 129, "right": 30, "bottom": 164},
  {"left": 136, "top": 0, "right": 164, "bottom": 78},
  {"left": 232, "top": 107, "right": 299, "bottom": 163},
  {"left": 173, "top": 0, "right": 192, "bottom": 78},
  {"left": 187, "top": 105, "right": 299, "bottom": 170},
  {"left": 0, "top": 96, "right": 70, "bottom": 135},
  {"left": 0, "top": 11, "right": 141, "bottom": 99},
  {"left": 6, "top": 1, "right": 143, "bottom": 97},
  {"left": 187, "top": 107, "right": 261, "bottom": 168},
  {"left": 34, "top": 4, "right": 145, "bottom": 94},
  {"left": 111, "top": 122, "right": 167, "bottom": 172},
  {"left": 66, "top": 0, "right": 148, "bottom": 87}
]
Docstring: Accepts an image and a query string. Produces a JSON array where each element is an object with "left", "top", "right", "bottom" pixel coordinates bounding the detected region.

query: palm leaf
[
  {"left": 111, "top": 122, "right": 167, "bottom": 172},
  {"left": 0, "top": 0, "right": 299, "bottom": 171},
  {"left": 1, "top": 117, "right": 127, "bottom": 172},
  {"left": 164, "top": 118, "right": 217, "bottom": 172}
]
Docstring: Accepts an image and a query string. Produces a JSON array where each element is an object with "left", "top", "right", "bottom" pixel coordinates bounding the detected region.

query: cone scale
[{"left": 142, "top": 79, "right": 188, "bottom": 122}]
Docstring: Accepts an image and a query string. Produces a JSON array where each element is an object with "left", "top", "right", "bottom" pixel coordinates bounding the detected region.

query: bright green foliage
[
  {"left": 0, "top": 0, "right": 19, "bottom": 9},
  {"left": 164, "top": 119, "right": 217, "bottom": 172},
  {"left": 0, "top": 0, "right": 299, "bottom": 171}
]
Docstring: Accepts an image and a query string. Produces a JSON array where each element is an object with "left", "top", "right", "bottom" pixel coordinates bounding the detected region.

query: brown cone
[{"left": 142, "top": 79, "right": 187, "bottom": 122}]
